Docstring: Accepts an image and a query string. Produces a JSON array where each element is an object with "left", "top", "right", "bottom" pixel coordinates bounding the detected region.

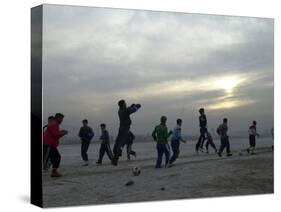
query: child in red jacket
[{"left": 43, "top": 113, "right": 68, "bottom": 177}]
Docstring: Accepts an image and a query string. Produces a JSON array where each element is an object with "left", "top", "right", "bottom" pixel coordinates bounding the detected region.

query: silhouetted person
[
  {"left": 78, "top": 119, "right": 94, "bottom": 166},
  {"left": 247, "top": 121, "right": 260, "bottom": 155},
  {"left": 169, "top": 119, "right": 186, "bottom": 166},
  {"left": 152, "top": 116, "right": 172, "bottom": 168},
  {"left": 217, "top": 118, "right": 232, "bottom": 157},
  {"left": 43, "top": 116, "right": 54, "bottom": 171},
  {"left": 43, "top": 113, "right": 68, "bottom": 177},
  {"left": 112, "top": 100, "right": 141, "bottom": 166},
  {"left": 205, "top": 132, "right": 217, "bottom": 153},
  {"left": 196, "top": 108, "right": 208, "bottom": 153},
  {"left": 271, "top": 127, "right": 274, "bottom": 150},
  {"left": 126, "top": 131, "right": 136, "bottom": 160},
  {"left": 97, "top": 124, "right": 113, "bottom": 165}
]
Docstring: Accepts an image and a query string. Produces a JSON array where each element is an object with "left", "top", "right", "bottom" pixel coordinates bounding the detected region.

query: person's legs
[
  {"left": 43, "top": 144, "right": 51, "bottom": 170},
  {"left": 200, "top": 128, "right": 207, "bottom": 149},
  {"left": 126, "top": 144, "right": 131, "bottom": 160},
  {"left": 112, "top": 126, "right": 129, "bottom": 165},
  {"left": 218, "top": 137, "right": 226, "bottom": 157},
  {"left": 226, "top": 136, "right": 232, "bottom": 156},
  {"left": 81, "top": 140, "right": 90, "bottom": 165},
  {"left": 169, "top": 140, "right": 179, "bottom": 164},
  {"left": 49, "top": 147, "right": 61, "bottom": 177},
  {"left": 164, "top": 144, "right": 171, "bottom": 167},
  {"left": 209, "top": 139, "right": 217, "bottom": 152},
  {"left": 205, "top": 141, "right": 209, "bottom": 153},
  {"left": 105, "top": 143, "right": 113, "bottom": 160},
  {"left": 156, "top": 144, "right": 164, "bottom": 168},
  {"left": 97, "top": 143, "right": 106, "bottom": 164},
  {"left": 249, "top": 135, "right": 256, "bottom": 154}
]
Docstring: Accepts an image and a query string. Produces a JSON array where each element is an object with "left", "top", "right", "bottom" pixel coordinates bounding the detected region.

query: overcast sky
[{"left": 42, "top": 4, "right": 274, "bottom": 137}]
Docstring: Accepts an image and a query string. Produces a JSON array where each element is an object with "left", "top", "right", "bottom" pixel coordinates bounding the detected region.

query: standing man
[
  {"left": 217, "top": 118, "right": 232, "bottom": 157},
  {"left": 168, "top": 119, "right": 186, "bottom": 166},
  {"left": 96, "top": 123, "right": 113, "bottom": 165},
  {"left": 126, "top": 131, "right": 137, "bottom": 160},
  {"left": 247, "top": 121, "right": 260, "bottom": 155},
  {"left": 112, "top": 100, "right": 141, "bottom": 166},
  {"left": 152, "top": 116, "right": 172, "bottom": 168},
  {"left": 43, "top": 113, "right": 68, "bottom": 177},
  {"left": 196, "top": 108, "right": 208, "bottom": 153},
  {"left": 78, "top": 119, "right": 94, "bottom": 166}
]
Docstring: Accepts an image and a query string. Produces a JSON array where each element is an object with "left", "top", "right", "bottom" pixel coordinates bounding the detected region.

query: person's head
[
  {"left": 82, "top": 119, "right": 88, "bottom": 126},
  {"left": 253, "top": 120, "right": 257, "bottom": 126},
  {"left": 199, "top": 108, "right": 205, "bottom": 115},
  {"left": 160, "top": 116, "right": 167, "bottom": 125},
  {"left": 118, "top": 99, "right": 126, "bottom": 108},
  {"left": 223, "top": 118, "right": 228, "bottom": 124},
  {"left": 55, "top": 113, "right": 64, "bottom": 124},
  {"left": 48, "top": 116, "right": 54, "bottom": 123},
  {"left": 100, "top": 123, "right": 106, "bottom": 130},
  {"left": 177, "top": 118, "right": 182, "bottom": 126}
]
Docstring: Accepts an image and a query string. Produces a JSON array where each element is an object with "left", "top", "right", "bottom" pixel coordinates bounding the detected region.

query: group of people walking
[{"left": 43, "top": 100, "right": 262, "bottom": 178}]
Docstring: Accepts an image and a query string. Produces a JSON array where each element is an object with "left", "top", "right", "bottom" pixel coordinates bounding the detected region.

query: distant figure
[
  {"left": 43, "top": 116, "right": 54, "bottom": 171},
  {"left": 169, "top": 119, "right": 186, "bottom": 166},
  {"left": 96, "top": 124, "right": 113, "bottom": 165},
  {"left": 43, "top": 113, "right": 68, "bottom": 177},
  {"left": 247, "top": 121, "right": 260, "bottom": 155},
  {"left": 196, "top": 108, "right": 208, "bottom": 153},
  {"left": 152, "top": 116, "right": 172, "bottom": 168},
  {"left": 205, "top": 132, "right": 217, "bottom": 153},
  {"left": 112, "top": 100, "right": 141, "bottom": 166},
  {"left": 126, "top": 131, "right": 137, "bottom": 160},
  {"left": 78, "top": 119, "right": 94, "bottom": 166},
  {"left": 217, "top": 118, "right": 232, "bottom": 157}
]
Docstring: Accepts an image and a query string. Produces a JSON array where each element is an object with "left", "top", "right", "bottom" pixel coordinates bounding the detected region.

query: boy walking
[
  {"left": 217, "top": 118, "right": 232, "bottom": 157},
  {"left": 169, "top": 119, "right": 186, "bottom": 166},
  {"left": 96, "top": 124, "right": 113, "bottom": 165},
  {"left": 152, "top": 116, "right": 172, "bottom": 168},
  {"left": 247, "top": 121, "right": 260, "bottom": 155},
  {"left": 196, "top": 108, "right": 208, "bottom": 153},
  {"left": 78, "top": 119, "right": 94, "bottom": 166}
]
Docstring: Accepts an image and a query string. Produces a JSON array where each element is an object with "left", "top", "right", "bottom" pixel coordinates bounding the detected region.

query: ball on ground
[{"left": 132, "top": 166, "right": 141, "bottom": 176}]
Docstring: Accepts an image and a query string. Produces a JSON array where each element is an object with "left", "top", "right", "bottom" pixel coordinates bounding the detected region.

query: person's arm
[
  {"left": 127, "top": 104, "right": 141, "bottom": 115},
  {"left": 152, "top": 127, "right": 157, "bottom": 141},
  {"left": 89, "top": 127, "right": 94, "bottom": 139},
  {"left": 131, "top": 132, "right": 135, "bottom": 140},
  {"left": 49, "top": 124, "right": 66, "bottom": 138},
  {"left": 78, "top": 127, "right": 82, "bottom": 138}
]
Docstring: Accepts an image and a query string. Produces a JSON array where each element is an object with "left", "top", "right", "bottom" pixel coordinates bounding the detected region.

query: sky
[{"left": 42, "top": 4, "right": 274, "bottom": 137}]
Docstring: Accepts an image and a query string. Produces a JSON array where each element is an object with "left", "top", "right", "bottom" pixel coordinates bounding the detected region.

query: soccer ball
[{"left": 132, "top": 166, "right": 141, "bottom": 176}]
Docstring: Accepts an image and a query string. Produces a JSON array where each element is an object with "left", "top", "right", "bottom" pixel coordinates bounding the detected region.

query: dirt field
[{"left": 43, "top": 146, "right": 273, "bottom": 208}]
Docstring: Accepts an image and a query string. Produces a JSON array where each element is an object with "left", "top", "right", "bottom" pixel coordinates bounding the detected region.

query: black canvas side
[{"left": 31, "top": 5, "right": 43, "bottom": 208}]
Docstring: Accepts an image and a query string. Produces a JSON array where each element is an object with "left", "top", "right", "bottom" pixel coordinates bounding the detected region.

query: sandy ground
[{"left": 42, "top": 141, "right": 273, "bottom": 208}]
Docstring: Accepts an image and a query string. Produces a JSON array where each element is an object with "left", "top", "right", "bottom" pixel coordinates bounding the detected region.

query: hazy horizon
[{"left": 42, "top": 5, "right": 274, "bottom": 137}]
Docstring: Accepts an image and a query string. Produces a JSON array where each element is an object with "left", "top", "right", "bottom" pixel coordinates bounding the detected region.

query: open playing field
[{"left": 42, "top": 138, "right": 273, "bottom": 208}]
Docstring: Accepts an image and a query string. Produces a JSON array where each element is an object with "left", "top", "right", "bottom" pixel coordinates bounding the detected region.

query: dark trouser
[
  {"left": 49, "top": 147, "right": 61, "bottom": 169},
  {"left": 218, "top": 136, "right": 231, "bottom": 154},
  {"left": 113, "top": 126, "right": 130, "bottom": 162},
  {"left": 156, "top": 143, "right": 170, "bottom": 168},
  {"left": 206, "top": 139, "right": 217, "bottom": 152},
  {"left": 81, "top": 140, "right": 91, "bottom": 162},
  {"left": 169, "top": 139, "right": 180, "bottom": 164},
  {"left": 249, "top": 135, "right": 256, "bottom": 147},
  {"left": 43, "top": 144, "right": 51, "bottom": 170},
  {"left": 196, "top": 127, "right": 207, "bottom": 151},
  {"left": 126, "top": 144, "right": 136, "bottom": 159},
  {"left": 98, "top": 142, "right": 113, "bottom": 163}
]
